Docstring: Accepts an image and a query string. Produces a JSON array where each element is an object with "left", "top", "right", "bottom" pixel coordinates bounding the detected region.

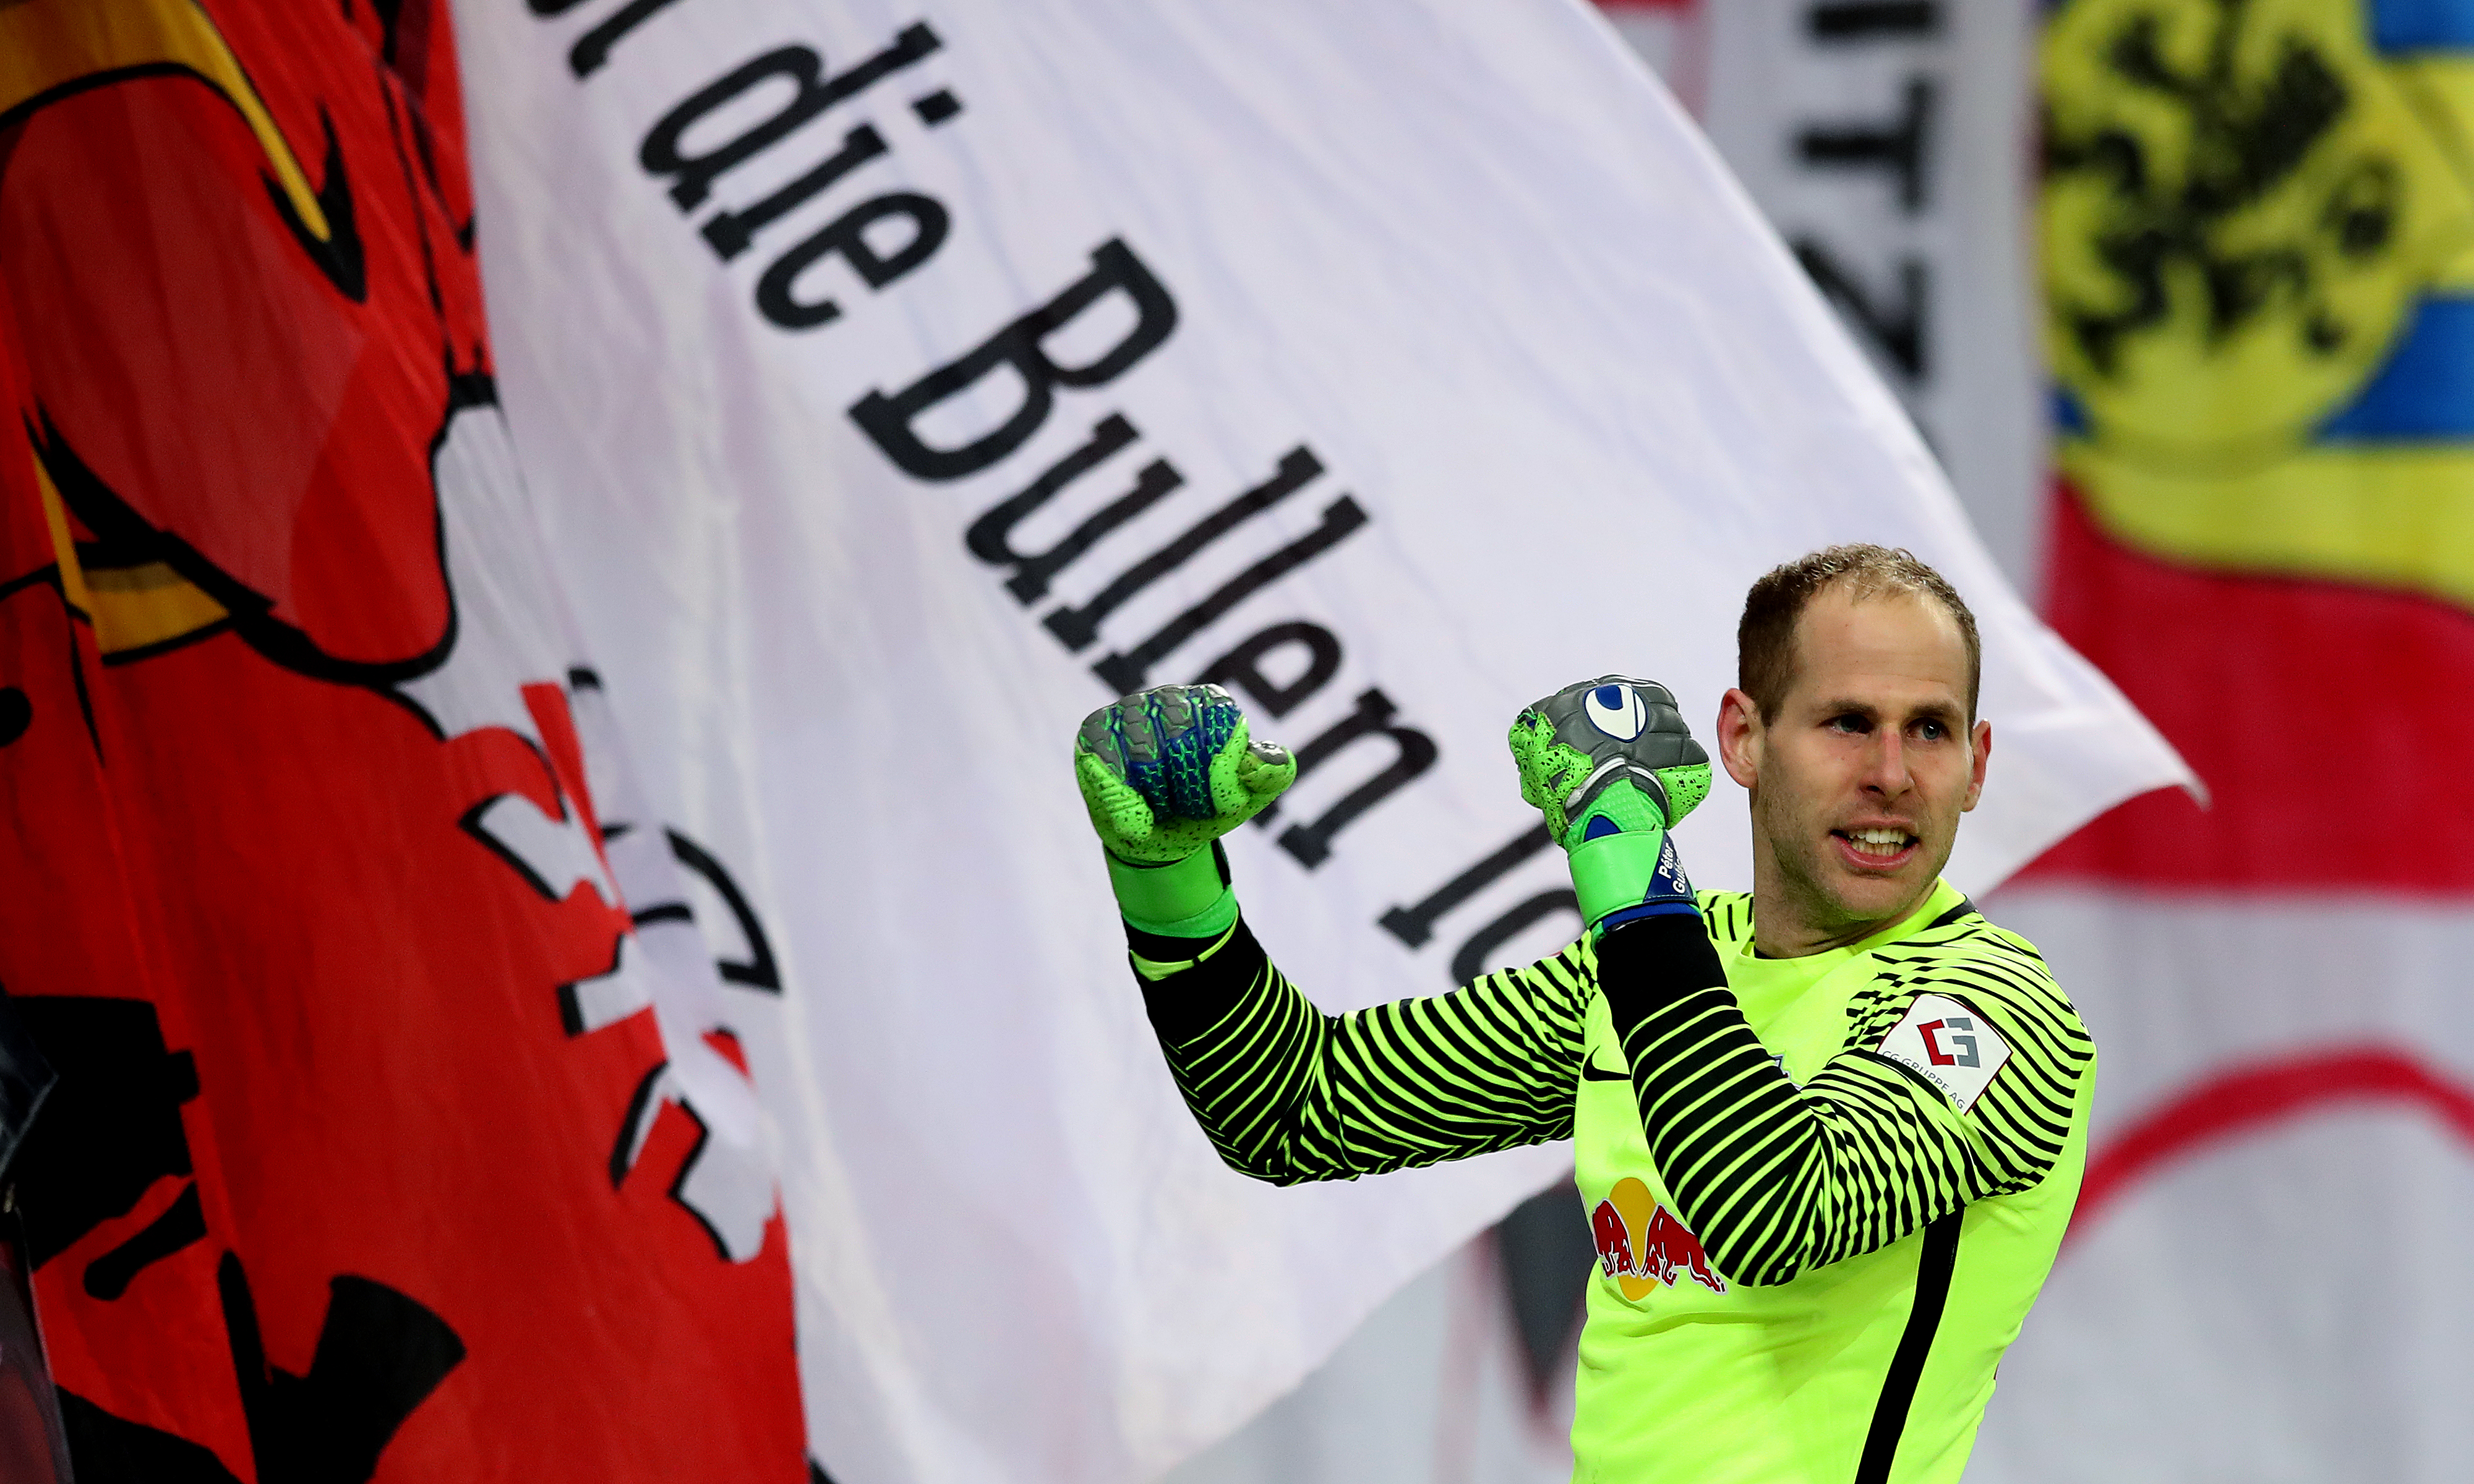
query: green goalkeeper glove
[
  {"left": 1074, "top": 683, "right": 1295, "bottom": 937},
  {"left": 1507, "top": 676, "right": 1713, "bottom": 934}
]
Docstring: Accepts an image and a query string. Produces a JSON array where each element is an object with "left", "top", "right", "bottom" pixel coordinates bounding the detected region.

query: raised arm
[
  {"left": 1596, "top": 911, "right": 2091, "bottom": 1286},
  {"left": 1132, "top": 916, "right": 1589, "bottom": 1183},
  {"left": 1505, "top": 676, "right": 2093, "bottom": 1287},
  {"left": 1076, "top": 685, "right": 1583, "bottom": 1183}
]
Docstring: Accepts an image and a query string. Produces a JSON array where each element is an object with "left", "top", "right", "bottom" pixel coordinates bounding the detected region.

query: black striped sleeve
[
  {"left": 1599, "top": 911, "right": 2094, "bottom": 1287},
  {"left": 1134, "top": 917, "right": 1588, "bottom": 1185}
]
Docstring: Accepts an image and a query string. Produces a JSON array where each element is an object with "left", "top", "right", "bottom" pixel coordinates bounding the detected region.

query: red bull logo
[{"left": 1590, "top": 1175, "right": 1726, "bottom": 1298}]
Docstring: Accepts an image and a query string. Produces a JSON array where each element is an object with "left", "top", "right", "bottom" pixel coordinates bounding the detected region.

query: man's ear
[
  {"left": 1961, "top": 717, "right": 1992, "bottom": 812},
  {"left": 1717, "top": 688, "right": 1763, "bottom": 791}
]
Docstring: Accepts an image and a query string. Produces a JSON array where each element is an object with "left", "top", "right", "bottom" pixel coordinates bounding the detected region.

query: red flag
[{"left": 0, "top": 2, "right": 808, "bottom": 1477}]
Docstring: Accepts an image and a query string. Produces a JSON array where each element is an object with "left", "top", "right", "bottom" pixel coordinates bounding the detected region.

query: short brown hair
[{"left": 1737, "top": 545, "right": 1981, "bottom": 722}]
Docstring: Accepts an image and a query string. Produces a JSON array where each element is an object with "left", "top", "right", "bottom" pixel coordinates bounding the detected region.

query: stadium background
[{"left": 0, "top": 0, "right": 2460, "bottom": 1478}]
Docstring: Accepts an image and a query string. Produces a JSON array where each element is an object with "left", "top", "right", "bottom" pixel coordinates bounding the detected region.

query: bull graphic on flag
[{"left": 0, "top": 1, "right": 810, "bottom": 1477}]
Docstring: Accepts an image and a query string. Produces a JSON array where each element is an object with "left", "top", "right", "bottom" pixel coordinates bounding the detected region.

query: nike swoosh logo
[{"left": 1581, "top": 1054, "right": 1630, "bottom": 1083}]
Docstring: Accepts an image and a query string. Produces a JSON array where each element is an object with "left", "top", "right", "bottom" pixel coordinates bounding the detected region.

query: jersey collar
[{"left": 1739, "top": 878, "right": 1970, "bottom": 963}]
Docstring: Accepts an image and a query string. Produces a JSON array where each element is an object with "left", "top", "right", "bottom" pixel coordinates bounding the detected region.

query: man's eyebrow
[{"left": 1810, "top": 696, "right": 1967, "bottom": 724}]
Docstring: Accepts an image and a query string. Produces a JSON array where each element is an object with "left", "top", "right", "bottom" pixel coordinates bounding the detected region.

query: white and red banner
[
  {"left": 1977, "top": 6, "right": 2474, "bottom": 1472},
  {"left": 447, "top": 1, "right": 2183, "bottom": 1480}
]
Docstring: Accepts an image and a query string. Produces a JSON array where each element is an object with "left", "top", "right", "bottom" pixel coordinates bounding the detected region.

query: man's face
[{"left": 1717, "top": 585, "right": 1990, "bottom": 945}]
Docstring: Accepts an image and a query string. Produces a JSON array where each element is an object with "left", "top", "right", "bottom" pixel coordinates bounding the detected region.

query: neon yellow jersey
[
  {"left": 1129, "top": 879, "right": 2094, "bottom": 1483},
  {"left": 1568, "top": 882, "right": 2094, "bottom": 1482}
]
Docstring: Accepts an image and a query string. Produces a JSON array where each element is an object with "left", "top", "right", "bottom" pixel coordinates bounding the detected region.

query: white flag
[{"left": 450, "top": 1, "right": 2190, "bottom": 1479}]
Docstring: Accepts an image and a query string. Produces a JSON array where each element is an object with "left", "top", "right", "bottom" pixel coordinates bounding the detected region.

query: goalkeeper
[{"left": 1072, "top": 545, "right": 2094, "bottom": 1484}]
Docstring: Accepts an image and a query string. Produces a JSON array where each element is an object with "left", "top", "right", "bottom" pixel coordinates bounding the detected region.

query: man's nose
[{"left": 1860, "top": 731, "right": 1913, "bottom": 797}]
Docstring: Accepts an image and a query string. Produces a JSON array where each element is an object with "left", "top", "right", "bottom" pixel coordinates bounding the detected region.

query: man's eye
[
  {"left": 1915, "top": 720, "right": 1947, "bottom": 741},
  {"left": 1829, "top": 715, "right": 1869, "bottom": 734}
]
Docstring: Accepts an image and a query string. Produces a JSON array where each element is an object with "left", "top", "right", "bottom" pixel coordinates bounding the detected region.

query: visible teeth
[{"left": 1847, "top": 829, "right": 1909, "bottom": 857}]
